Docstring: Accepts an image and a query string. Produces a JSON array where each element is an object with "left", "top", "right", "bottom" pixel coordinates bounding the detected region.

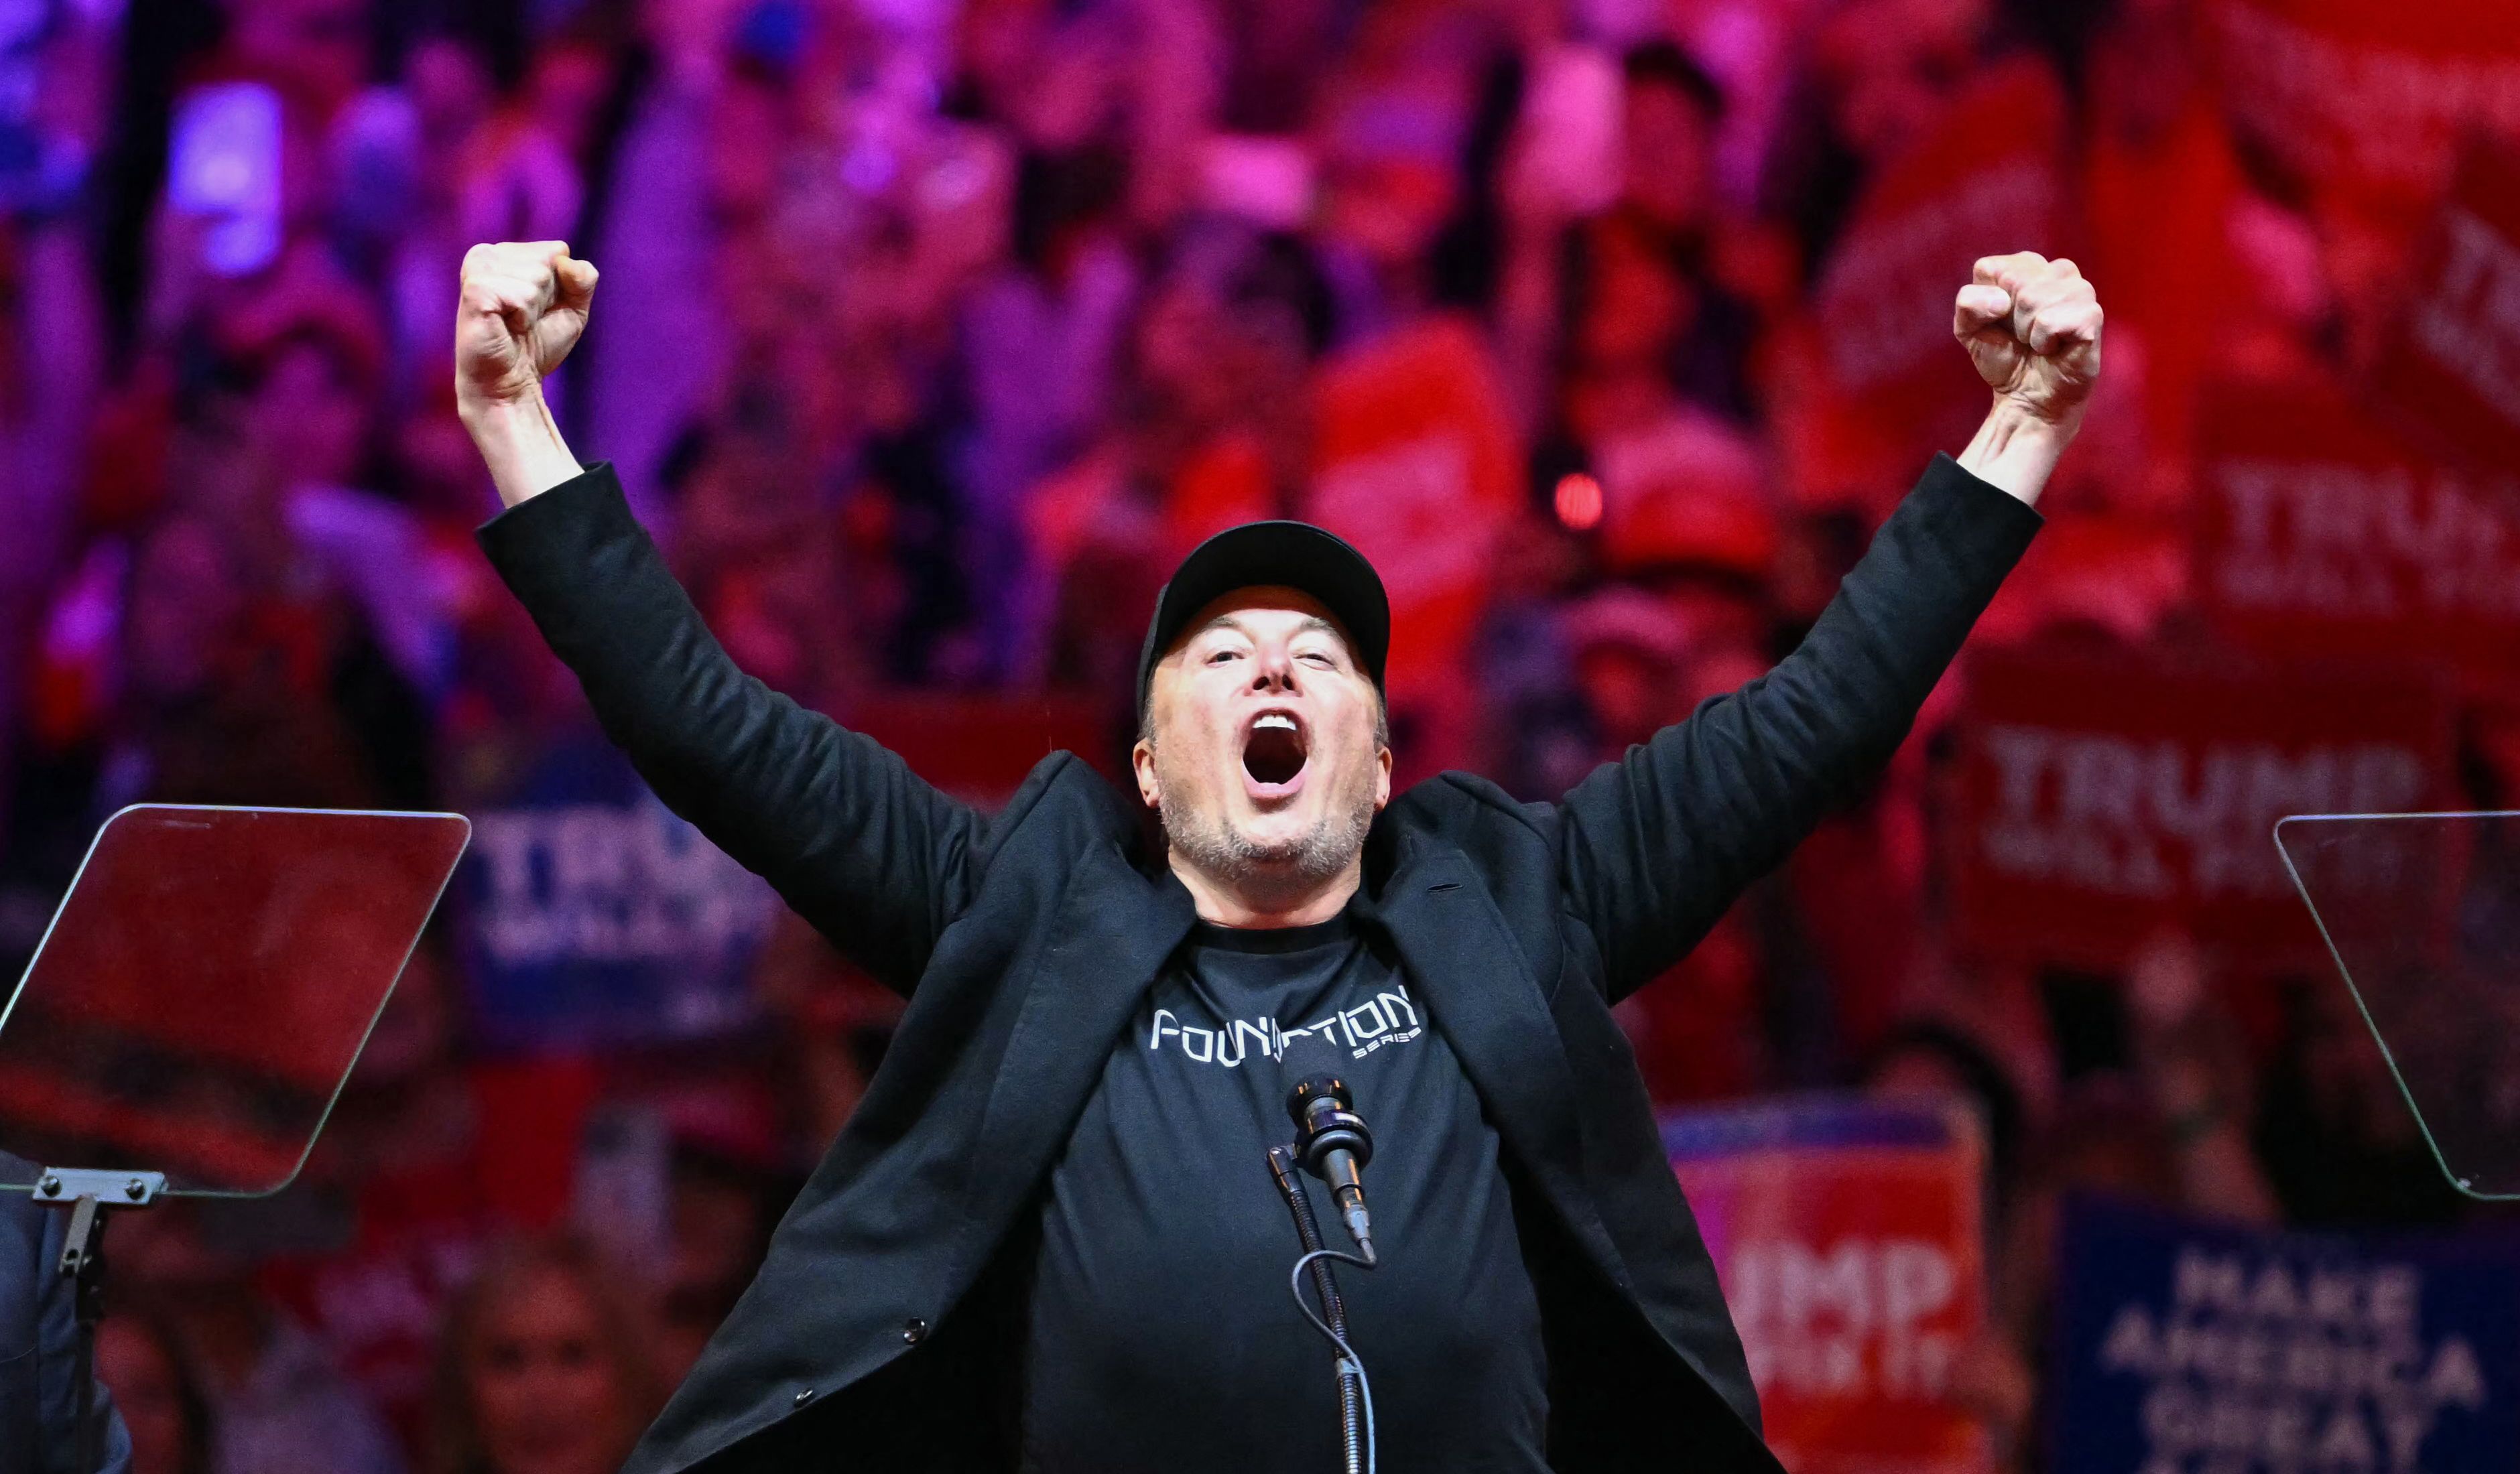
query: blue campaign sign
[
  {"left": 2049, "top": 1196, "right": 2520, "bottom": 1474},
  {"left": 454, "top": 730, "right": 779, "bottom": 1053}
]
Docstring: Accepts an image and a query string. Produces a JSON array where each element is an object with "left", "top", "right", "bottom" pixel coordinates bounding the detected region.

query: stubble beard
[{"left": 1157, "top": 755, "right": 1376, "bottom": 900}]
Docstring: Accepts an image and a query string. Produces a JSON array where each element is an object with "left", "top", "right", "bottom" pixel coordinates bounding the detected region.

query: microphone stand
[{"left": 1267, "top": 1145, "right": 1368, "bottom": 1474}]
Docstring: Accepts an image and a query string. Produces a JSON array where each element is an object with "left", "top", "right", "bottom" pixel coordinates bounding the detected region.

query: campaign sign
[
  {"left": 456, "top": 730, "right": 778, "bottom": 1052},
  {"left": 2048, "top": 1196, "right": 2520, "bottom": 1474},
  {"left": 2371, "top": 139, "right": 2520, "bottom": 477},
  {"left": 1812, "top": 58, "right": 2066, "bottom": 445},
  {"left": 1951, "top": 648, "right": 2454, "bottom": 973},
  {"left": 2210, "top": 0, "right": 2520, "bottom": 222},
  {"left": 1667, "top": 1095, "right": 1992, "bottom": 1474},
  {"left": 1306, "top": 314, "right": 1521, "bottom": 701},
  {"left": 2194, "top": 371, "right": 2520, "bottom": 688}
]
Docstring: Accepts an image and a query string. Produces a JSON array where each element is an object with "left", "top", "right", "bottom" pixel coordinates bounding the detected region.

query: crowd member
[
  {"left": 97, "top": 1312, "right": 212, "bottom": 1474},
  {"left": 252, "top": 935, "right": 600, "bottom": 1454},
  {"left": 427, "top": 1236, "right": 663, "bottom": 1474},
  {"left": 111, "top": 1203, "right": 405, "bottom": 1474}
]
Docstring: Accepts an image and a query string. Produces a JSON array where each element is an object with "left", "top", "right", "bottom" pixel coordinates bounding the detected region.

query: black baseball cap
[{"left": 1136, "top": 521, "right": 1390, "bottom": 721}]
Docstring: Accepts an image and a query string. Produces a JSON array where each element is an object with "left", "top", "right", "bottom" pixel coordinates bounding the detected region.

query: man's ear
[
  {"left": 1132, "top": 737, "right": 1161, "bottom": 809},
  {"left": 1373, "top": 740, "right": 1392, "bottom": 810}
]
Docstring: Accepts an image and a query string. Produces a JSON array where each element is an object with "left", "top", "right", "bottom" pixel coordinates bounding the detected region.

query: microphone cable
[{"left": 1288, "top": 1246, "right": 1377, "bottom": 1474}]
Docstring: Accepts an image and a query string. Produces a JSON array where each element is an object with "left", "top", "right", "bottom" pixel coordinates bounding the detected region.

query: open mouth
[{"left": 1241, "top": 710, "right": 1310, "bottom": 795}]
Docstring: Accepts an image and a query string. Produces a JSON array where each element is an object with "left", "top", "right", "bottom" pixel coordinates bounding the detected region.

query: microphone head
[
  {"left": 1287, "top": 1075, "right": 1371, "bottom": 1174},
  {"left": 1285, "top": 1075, "right": 1352, "bottom": 1128}
]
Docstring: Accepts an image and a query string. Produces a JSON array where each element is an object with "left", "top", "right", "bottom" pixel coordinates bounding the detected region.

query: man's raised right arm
[{"left": 455, "top": 241, "right": 981, "bottom": 992}]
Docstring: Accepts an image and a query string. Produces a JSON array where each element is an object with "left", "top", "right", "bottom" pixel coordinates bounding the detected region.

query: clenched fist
[
  {"left": 455, "top": 240, "right": 598, "bottom": 419},
  {"left": 1953, "top": 252, "right": 2102, "bottom": 432}
]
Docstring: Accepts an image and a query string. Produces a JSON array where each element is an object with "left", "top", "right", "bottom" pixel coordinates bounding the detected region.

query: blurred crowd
[{"left": 0, "top": 0, "right": 2515, "bottom": 1470}]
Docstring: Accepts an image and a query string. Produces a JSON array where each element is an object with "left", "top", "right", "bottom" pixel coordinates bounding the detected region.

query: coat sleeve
[
  {"left": 1555, "top": 454, "right": 2041, "bottom": 1002},
  {"left": 478, "top": 463, "right": 984, "bottom": 993}
]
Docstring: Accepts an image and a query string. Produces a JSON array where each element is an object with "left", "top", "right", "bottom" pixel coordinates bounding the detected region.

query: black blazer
[{"left": 480, "top": 453, "right": 2039, "bottom": 1473}]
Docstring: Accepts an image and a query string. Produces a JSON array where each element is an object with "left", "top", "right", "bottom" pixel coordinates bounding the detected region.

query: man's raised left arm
[{"left": 1558, "top": 253, "right": 2100, "bottom": 1000}]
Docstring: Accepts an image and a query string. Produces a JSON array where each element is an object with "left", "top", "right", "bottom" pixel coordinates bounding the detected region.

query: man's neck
[{"left": 1168, "top": 852, "right": 1363, "bottom": 929}]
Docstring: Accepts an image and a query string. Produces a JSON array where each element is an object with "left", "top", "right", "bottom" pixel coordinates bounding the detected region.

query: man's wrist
[
  {"left": 1955, "top": 395, "right": 2076, "bottom": 507},
  {"left": 460, "top": 391, "right": 583, "bottom": 509}
]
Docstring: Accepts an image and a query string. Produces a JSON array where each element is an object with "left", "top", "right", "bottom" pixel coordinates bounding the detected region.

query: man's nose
[{"left": 1251, "top": 646, "right": 1297, "bottom": 693}]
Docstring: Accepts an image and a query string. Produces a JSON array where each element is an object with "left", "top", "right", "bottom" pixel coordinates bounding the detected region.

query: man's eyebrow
[{"left": 1194, "top": 612, "right": 1350, "bottom": 651}]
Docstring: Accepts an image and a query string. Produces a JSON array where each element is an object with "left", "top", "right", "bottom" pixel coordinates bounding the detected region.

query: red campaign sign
[
  {"left": 1304, "top": 315, "right": 1523, "bottom": 775},
  {"left": 1812, "top": 58, "right": 2066, "bottom": 439},
  {"left": 1950, "top": 649, "right": 2456, "bottom": 972},
  {"left": 2210, "top": 0, "right": 2520, "bottom": 221},
  {"left": 1668, "top": 1097, "right": 1991, "bottom": 1474},
  {"left": 2370, "top": 140, "right": 2520, "bottom": 474},
  {"left": 1305, "top": 314, "right": 1521, "bottom": 701},
  {"left": 2194, "top": 371, "right": 2520, "bottom": 687},
  {"left": 842, "top": 691, "right": 1113, "bottom": 810}
]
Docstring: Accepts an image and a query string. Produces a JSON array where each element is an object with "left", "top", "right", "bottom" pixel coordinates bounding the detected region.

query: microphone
[{"left": 1287, "top": 1076, "right": 1376, "bottom": 1265}]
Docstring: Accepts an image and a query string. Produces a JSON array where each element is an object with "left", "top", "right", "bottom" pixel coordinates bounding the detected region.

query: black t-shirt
[{"left": 1021, "top": 911, "right": 1550, "bottom": 1473}]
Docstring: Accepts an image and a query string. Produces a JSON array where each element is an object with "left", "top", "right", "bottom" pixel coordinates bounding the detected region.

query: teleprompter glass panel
[
  {"left": 0, "top": 805, "right": 469, "bottom": 1196},
  {"left": 2276, "top": 812, "right": 2520, "bottom": 1201}
]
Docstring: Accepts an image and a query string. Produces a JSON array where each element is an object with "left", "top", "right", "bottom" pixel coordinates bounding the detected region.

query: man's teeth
[{"left": 1255, "top": 714, "right": 1297, "bottom": 732}]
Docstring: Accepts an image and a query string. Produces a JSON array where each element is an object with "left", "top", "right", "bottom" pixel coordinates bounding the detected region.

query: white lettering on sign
[
  {"left": 2098, "top": 1244, "right": 2487, "bottom": 1474},
  {"left": 1978, "top": 726, "right": 2426, "bottom": 899},
  {"left": 2206, "top": 457, "right": 2520, "bottom": 623},
  {"left": 2215, "top": 0, "right": 2520, "bottom": 194},
  {"left": 469, "top": 801, "right": 777, "bottom": 966},
  {"left": 2412, "top": 209, "right": 2520, "bottom": 432},
  {"left": 1726, "top": 1237, "right": 1963, "bottom": 1400}
]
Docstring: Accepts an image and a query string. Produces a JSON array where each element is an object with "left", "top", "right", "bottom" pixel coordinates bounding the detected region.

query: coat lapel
[
  {"left": 948, "top": 840, "right": 1198, "bottom": 1283},
  {"left": 1359, "top": 846, "right": 1633, "bottom": 1292}
]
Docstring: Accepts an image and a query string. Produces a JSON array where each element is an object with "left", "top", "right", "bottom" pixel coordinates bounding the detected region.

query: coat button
[
  {"left": 793, "top": 1388, "right": 815, "bottom": 1408},
  {"left": 902, "top": 1317, "right": 929, "bottom": 1345}
]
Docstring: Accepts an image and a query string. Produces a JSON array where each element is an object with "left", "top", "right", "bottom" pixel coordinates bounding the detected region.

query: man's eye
[
  {"left": 1207, "top": 649, "right": 1241, "bottom": 664},
  {"left": 1300, "top": 653, "right": 1334, "bottom": 667}
]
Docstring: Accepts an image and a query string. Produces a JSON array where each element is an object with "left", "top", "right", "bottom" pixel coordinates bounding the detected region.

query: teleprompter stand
[{"left": 32, "top": 1169, "right": 164, "bottom": 1474}]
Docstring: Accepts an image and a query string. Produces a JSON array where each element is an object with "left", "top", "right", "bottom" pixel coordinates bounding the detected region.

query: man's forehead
[{"left": 1171, "top": 586, "right": 1356, "bottom": 653}]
